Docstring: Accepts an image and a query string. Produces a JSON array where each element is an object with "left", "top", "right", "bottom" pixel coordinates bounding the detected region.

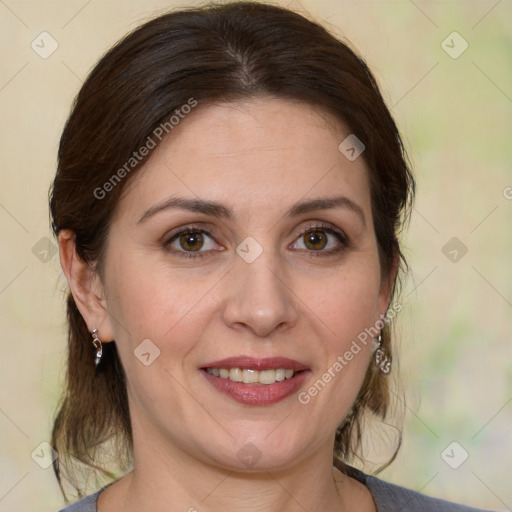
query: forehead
[{"left": 117, "top": 98, "right": 371, "bottom": 223}]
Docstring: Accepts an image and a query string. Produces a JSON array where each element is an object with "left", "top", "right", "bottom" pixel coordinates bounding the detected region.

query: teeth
[
  {"left": 206, "top": 367, "right": 297, "bottom": 385},
  {"left": 229, "top": 368, "right": 242, "bottom": 382},
  {"left": 242, "top": 368, "right": 259, "bottom": 384},
  {"left": 259, "top": 369, "right": 277, "bottom": 385}
]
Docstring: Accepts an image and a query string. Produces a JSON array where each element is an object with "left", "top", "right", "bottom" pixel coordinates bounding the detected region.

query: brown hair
[{"left": 49, "top": 0, "right": 414, "bottom": 501}]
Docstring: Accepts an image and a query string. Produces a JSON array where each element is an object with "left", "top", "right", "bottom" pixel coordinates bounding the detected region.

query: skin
[{"left": 59, "top": 97, "right": 396, "bottom": 512}]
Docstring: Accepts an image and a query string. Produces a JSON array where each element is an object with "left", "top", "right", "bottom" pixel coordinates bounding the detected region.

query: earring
[
  {"left": 373, "top": 332, "right": 391, "bottom": 374},
  {"left": 91, "top": 329, "right": 103, "bottom": 367}
]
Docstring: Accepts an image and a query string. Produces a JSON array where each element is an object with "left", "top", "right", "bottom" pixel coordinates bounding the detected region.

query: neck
[
  {"left": 96, "top": 400, "right": 376, "bottom": 512},
  {"left": 102, "top": 438, "right": 353, "bottom": 512}
]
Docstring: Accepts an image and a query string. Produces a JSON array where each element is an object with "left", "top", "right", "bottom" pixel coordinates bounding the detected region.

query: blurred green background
[{"left": 0, "top": 0, "right": 510, "bottom": 510}]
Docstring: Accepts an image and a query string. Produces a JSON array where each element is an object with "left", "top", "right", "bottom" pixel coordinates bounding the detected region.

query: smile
[
  {"left": 205, "top": 367, "right": 296, "bottom": 385},
  {"left": 201, "top": 356, "right": 310, "bottom": 405}
]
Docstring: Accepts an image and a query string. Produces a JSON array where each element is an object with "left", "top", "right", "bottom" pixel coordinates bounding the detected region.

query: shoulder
[
  {"left": 56, "top": 489, "right": 101, "bottom": 512},
  {"left": 344, "top": 465, "right": 494, "bottom": 512},
  {"left": 362, "top": 471, "right": 494, "bottom": 512}
]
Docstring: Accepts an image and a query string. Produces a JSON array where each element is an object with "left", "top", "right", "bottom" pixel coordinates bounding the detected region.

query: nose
[{"left": 222, "top": 249, "right": 299, "bottom": 338}]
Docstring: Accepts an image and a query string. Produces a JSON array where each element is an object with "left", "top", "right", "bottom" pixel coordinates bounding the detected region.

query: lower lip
[{"left": 201, "top": 369, "right": 310, "bottom": 405}]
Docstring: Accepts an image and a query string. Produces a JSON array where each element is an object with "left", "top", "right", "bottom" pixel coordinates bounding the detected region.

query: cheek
[
  {"left": 102, "top": 257, "right": 162, "bottom": 347},
  {"left": 103, "top": 251, "right": 222, "bottom": 362},
  {"left": 102, "top": 256, "right": 214, "bottom": 417},
  {"left": 303, "top": 263, "right": 382, "bottom": 341},
  {"left": 295, "top": 261, "right": 381, "bottom": 409},
  {"left": 295, "top": 273, "right": 380, "bottom": 418}
]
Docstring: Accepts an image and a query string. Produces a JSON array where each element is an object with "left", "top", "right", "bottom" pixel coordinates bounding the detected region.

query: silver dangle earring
[
  {"left": 91, "top": 329, "right": 103, "bottom": 367},
  {"left": 373, "top": 332, "right": 391, "bottom": 374}
]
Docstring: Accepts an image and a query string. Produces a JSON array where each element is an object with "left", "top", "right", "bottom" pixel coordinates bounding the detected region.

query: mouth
[
  {"left": 200, "top": 356, "right": 310, "bottom": 405},
  {"left": 203, "top": 367, "right": 301, "bottom": 385}
]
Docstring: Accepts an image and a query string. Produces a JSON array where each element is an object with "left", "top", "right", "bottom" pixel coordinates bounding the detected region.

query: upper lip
[{"left": 202, "top": 356, "right": 310, "bottom": 371}]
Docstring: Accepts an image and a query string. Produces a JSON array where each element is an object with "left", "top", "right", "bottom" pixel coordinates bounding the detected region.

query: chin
[{"left": 202, "top": 432, "right": 315, "bottom": 473}]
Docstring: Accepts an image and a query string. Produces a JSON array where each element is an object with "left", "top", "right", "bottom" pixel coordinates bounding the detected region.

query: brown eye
[
  {"left": 166, "top": 228, "right": 219, "bottom": 257},
  {"left": 290, "top": 224, "right": 348, "bottom": 257},
  {"left": 303, "top": 230, "right": 328, "bottom": 250},
  {"left": 179, "top": 231, "right": 204, "bottom": 251}
]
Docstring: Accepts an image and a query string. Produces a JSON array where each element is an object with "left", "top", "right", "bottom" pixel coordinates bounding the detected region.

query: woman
[{"left": 49, "top": 2, "right": 493, "bottom": 511}]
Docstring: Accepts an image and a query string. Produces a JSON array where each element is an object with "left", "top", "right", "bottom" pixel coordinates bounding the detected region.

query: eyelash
[{"left": 164, "top": 223, "right": 349, "bottom": 260}]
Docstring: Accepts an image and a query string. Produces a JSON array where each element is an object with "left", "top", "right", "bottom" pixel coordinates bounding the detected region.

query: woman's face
[{"left": 97, "top": 98, "right": 393, "bottom": 472}]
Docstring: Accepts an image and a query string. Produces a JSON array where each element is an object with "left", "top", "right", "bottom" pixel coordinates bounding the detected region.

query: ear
[
  {"left": 377, "top": 247, "right": 400, "bottom": 318},
  {"left": 58, "top": 229, "right": 115, "bottom": 342}
]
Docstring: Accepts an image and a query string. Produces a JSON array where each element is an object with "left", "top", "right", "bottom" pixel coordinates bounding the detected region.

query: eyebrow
[{"left": 137, "top": 195, "right": 366, "bottom": 227}]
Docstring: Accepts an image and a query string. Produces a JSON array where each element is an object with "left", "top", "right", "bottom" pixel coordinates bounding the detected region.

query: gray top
[{"left": 57, "top": 468, "right": 494, "bottom": 511}]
